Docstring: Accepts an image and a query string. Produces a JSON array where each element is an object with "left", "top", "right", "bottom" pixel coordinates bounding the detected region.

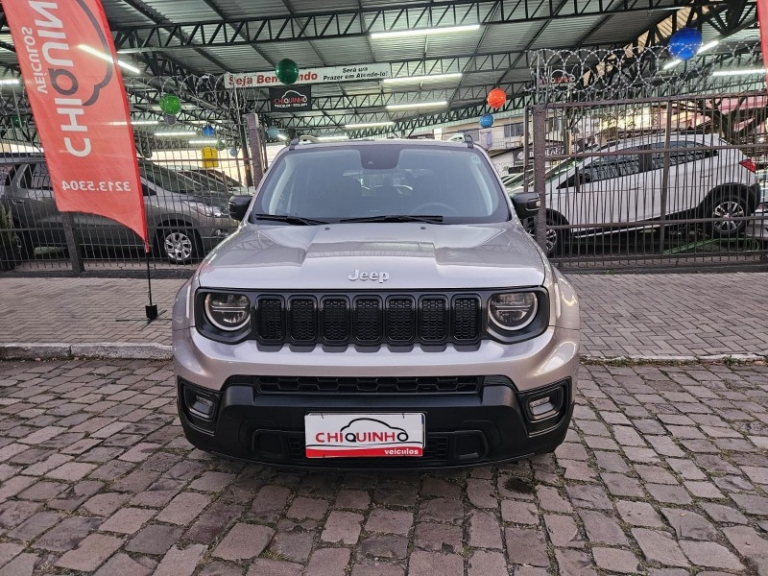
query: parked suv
[
  {"left": 173, "top": 138, "right": 580, "bottom": 468},
  {"left": 510, "top": 134, "right": 761, "bottom": 255},
  {"left": 1, "top": 155, "right": 238, "bottom": 264}
]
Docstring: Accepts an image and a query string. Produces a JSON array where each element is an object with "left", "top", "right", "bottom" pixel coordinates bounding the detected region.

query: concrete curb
[{"left": 0, "top": 343, "right": 766, "bottom": 364}]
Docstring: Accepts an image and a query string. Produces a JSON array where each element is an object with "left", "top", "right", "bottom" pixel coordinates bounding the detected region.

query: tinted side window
[
  {"left": 28, "top": 163, "right": 52, "bottom": 190},
  {"left": 580, "top": 154, "right": 640, "bottom": 184},
  {"left": 649, "top": 141, "right": 715, "bottom": 170}
]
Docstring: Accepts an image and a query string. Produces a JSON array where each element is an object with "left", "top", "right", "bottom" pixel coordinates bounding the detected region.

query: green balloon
[
  {"left": 215, "top": 139, "right": 227, "bottom": 151},
  {"left": 159, "top": 94, "right": 181, "bottom": 115},
  {"left": 275, "top": 59, "right": 299, "bottom": 85}
]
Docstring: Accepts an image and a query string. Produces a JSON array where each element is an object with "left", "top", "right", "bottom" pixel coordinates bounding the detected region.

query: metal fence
[
  {"left": 526, "top": 43, "right": 768, "bottom": 271},
  {"left": 0, "top": 76, "right": 268, "bottom": 276}
]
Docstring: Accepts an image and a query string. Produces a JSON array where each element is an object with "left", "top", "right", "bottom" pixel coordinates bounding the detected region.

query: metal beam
[{"left": 103, "top": 0, "right": 728, "bottom": 51}]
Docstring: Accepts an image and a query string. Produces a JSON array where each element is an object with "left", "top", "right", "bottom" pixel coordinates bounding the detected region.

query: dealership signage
[
  {"left": 225, "top": 63, "right": 392, "bottom": 88},
  {"left": 4, "top": 0, "right": 148, "bottom": 248},
  {"left": 269, "top": 86, "right": 312, "bottom": 112}
]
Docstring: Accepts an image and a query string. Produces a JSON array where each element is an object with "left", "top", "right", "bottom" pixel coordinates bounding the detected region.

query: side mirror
[
  {"left": 229, "top": 195, "right": 251, "bottom": 222},
  {"left": 511, "top": 191, "right": 541, "bottom": 220}
]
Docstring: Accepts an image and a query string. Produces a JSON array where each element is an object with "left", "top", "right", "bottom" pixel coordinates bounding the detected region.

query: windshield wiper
[
  {"left": 252, "top": 213, "right": 328, "bottom": 225},
  {"left": 339, "top": 214, "right": 444, "bottom": 224}
]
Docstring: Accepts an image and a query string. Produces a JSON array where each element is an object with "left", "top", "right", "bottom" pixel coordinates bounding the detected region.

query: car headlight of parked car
[
  {"left": 203, "top": 293, "right": 251, "bottom": 331},
  {"left": 189, "top": 202, "right": 225, "bottom": 218},
  {"left": 489, "top": 292, "right": 539, "bottom": 331}
]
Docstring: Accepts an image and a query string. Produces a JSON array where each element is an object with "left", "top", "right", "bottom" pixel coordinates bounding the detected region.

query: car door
[
  {"left": 556, "top": 151, "right": 642, "bottom": 233},
  {"left": 10, "top": 161, "right": 66, "bottom": 247},
  {"left": 642, "top": 141, "right": 708, "bottom": 221}
]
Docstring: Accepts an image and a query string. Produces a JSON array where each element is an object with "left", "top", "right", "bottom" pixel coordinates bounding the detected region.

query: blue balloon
[
  {"left": 479, "top": 113, "right": 494, "bottom": 129},
  {"left": 668, "top": 28, "right": 702, "bottom": 61},
  {"left": 229, "top": 147, "right": 238, "bottom": 157},
  {"left": 202, "top": 124, "right": 215, "bottom": 137},
  {"left": 267, "top": 126, "right": 280, "bottom": 139}
]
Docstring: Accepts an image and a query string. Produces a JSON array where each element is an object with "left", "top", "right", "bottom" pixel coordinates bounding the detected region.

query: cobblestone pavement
[
  {"left": 1, "top": 273, "right": 768, "bottom": 358},
  {"left": 0, "top": 360, "right": 767, "bottom": 575}
]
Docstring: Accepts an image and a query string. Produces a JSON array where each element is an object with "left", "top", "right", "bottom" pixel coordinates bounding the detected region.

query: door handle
[{"left": 11, "top": 199, "right": 26, "bottom": 204}]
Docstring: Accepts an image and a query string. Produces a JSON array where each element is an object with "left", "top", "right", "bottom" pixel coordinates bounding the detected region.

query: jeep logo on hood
[{"left": 348, "top": 270, "right": 389, "bottom": 283}]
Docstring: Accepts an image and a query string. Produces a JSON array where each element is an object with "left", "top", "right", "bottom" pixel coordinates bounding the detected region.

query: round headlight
[
  {"left": 204, "top": 293, "right": 251, "bottom": 331},
  {"left": 489, "top": 292, "right": 538, "bottom": 331}
]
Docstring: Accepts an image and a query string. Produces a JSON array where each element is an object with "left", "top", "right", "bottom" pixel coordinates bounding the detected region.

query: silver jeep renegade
[{"left": 172, "top": 138, "right": 580, "bottom": 468}]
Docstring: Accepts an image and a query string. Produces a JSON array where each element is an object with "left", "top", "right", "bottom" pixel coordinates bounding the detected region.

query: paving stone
[
  {"left": 321, "top": 511, "right": 363, "bottom": 545},
  {"left": 537, "top": 486, "right": 573, "bottom": 513},
  {"left": 247, "top": 559, "right": 302, "bottom": 576},
  {"left": 592, "top": 547, "right": 642, "bottom": 574},
  {"left": 632, "top": 528, "right": 689, "bottom": 568},
  {"left": 7, "top": 511, "right": 62, "bottom": 542},
  {"left": 0, "top": 501, "right": 41, "bottom": 530},
  {"left": 545, "top": 514, "right": 584, "bottom": 547},
  {"left": 566, "top": 485, "right": 612, "bottom": 510},
  {"left": 359, "top": 534, "right": 408, "bottom": 559},
  {"left": 418, "top": 497, "right": 464, "bottom": 524},
  {"left": 0, "top": 553, "right": 38, "bottom": 576},
  {"left": 185, "top": 502, "right": 243, "bottom": 545},
  {"left": 466, "top": 479, "right": 498, "bottom": 509},
  {"left": 156, "top": 492, "right": 211, "bottom": 525},
  {"left": 250, "top": 485, "right": 291, "bottom": 524},
  {"left": 268, "top": 530, "right": 315, "bottom": 563},
  {"left": 94, "top": 552, "right": 155, "bottom": 576},
  {"left": 701, "top": 502, "right": 748, "bottom": 525},
  {"left": 32, "top": 516, "right": 101, "bottom": 552},
  {"left": 125, "top": 524, "right": 183, "bottom": 555},
  {"left": 190, "top": 471, "right": 234, "bottom": 492},
  {"left": 680, "top": 541, "right": 744, "bottom": 570},
  {"left": 501, "top": 500, "right": 539, "bottom": 524},
  {"left": 635, "top": 464, "right": 679, "bottom": 485},
  {"left": 0, "top": 543, "right": 23, "bottom": 567},
  {"left": 661, "top": 508, "right": 718, "bottom": 541},
  {"left": 468, "top": 550, "right": 507, "bottom": 576},
  {"left": 350, "top": 558, "right": 404, "bottom": 576},
  {"left": 555, "top": 549, "right": 598, "bottom": 576},
  {"left": 82, "top": 492, "right": 131, "bottom": 516},
  {"left": 646, "top": 484, "right": 693, "bottom": 505},
  {"left": 55, "top": 534, "right": 123, "bottom": 572},
  {"left": 305, "top": 548, "right": 351, "bottom": 576},
  {"left": 213, "top": 523, "right": 274, "bottom": 561},
  {"left": 602, "top": 473, "right": 646, "bottom": 497},
  {"left": 684, "top": 481, "right": 725, "bottom": 500},
  {"left": 365, "top": 508, "right": 413, "bottom": 535},
  {"left": 467, "top": 510, "right": 502, "bottom": 549},
  {"left": 335, "top": 489, "right": 370, "bottom": 510},
  {"left": 408, "top": 551, "right": 463, "bottom": 576},
  {"left": 617, "top": 500, "right": 663, "bottom": 527},
  {"left": 505, "top": 527, "right": 549, "bottom": 567},
  {"left": 414, "top": 522, "right": 463, "bottom": 553},
  {"left": 579, "top": 510, "right": 629, "bottom": 546},
  {"left": 99, "top": 507, "right": 155, "bottom": 534}
]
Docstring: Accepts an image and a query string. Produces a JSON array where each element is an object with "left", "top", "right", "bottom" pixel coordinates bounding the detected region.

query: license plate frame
[{"left": 304, "top": 412, "right": 425, "bottom": 458}]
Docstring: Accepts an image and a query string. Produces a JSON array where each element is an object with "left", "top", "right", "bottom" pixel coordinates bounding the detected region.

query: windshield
[
  {"left": 140, "top": 163, "right": 208, "bottom": 194},
  {"left": 252, "top": 144, "right": 509, "bottom": 224}
]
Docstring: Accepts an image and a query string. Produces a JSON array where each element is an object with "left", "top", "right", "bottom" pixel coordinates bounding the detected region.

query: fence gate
[
  {"left": 528, "top": 42, "right": 768, "bottom": 271},
  {"left": 0, "top": 75, "right": 270, "bottom": 276}
]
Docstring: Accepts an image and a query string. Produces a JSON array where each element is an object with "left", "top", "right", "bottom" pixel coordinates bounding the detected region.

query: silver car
[
  {"left": 173, "top": 138, "right": 580, "bottom": 468},
  {"left": 1, "top": 155, "right": 238, "bottom": 264}
]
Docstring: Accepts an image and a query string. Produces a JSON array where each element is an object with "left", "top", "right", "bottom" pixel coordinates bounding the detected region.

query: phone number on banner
[{"left": 60, "top": 180, "right": 133, "bottom": 192}]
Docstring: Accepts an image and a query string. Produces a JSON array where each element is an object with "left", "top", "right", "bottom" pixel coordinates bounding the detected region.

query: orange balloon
[{"left": 487, "top": 88, "right": 507, "bottom": 109}]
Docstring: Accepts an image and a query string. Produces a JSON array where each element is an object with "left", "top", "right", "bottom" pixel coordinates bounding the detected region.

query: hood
[{"left": 197, "top": 221, "right": 546, "bottom": 290}]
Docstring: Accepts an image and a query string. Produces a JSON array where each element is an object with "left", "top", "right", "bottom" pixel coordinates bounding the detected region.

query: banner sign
[
  {"left": 758, "top": 0, "right": 768, "bottom": 89},
  {"left": 225, "top": 63, "right": 392, "bottom": 88},
  {"left": 5, "top": 0, "right": 148, "bottom": 248},
  {"left": 269, "top": 85, "right": 312, "bottom": 112}
]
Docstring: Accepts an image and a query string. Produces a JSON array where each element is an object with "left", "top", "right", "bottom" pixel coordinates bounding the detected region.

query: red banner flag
[
  {"left": 5, "top": 0, "right": 148, "bottom": 249},
  {"left": 760, "top": 0, "right": 768, "bottom": 89}
]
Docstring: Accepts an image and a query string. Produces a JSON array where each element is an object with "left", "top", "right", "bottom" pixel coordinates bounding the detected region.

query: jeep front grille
[
  {"left": 253, "top": 293, "right": 481, "bottom": 346},
  {"left": 253, "top": 375, "right": 483, "bottom": 394}
]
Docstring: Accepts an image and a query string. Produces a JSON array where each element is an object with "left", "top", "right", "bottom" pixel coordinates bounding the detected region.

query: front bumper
[
  {"left": 174, "top": 324, "right": 578, "bottom": 469},
  {"left": 178, "top": 376, "right": 573, "bottom": 469}
]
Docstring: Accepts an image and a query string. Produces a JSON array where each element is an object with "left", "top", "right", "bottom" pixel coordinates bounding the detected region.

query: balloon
[
  {"left": 163, "top": 114, "right": 177, "bottom": 125},
  {"left": 275, "top": 58, "right": 299, "bottom": 85},
  {"left": 202, "top": 124, "right": 215, "bottom": 137},
  {"left": 159, "top": 94, "right": 181, "bottom": 115},
  {"left": 215, "top": 140, "right": 227, "bottom": 151},
  {"left": 229, "top": 147, "right": 239, "bottom": 157},
  {"left": 10, "top": 116, "right": 25, "bottom": 128},
  {"left": 267, "top": 126, "right": 280, "bottom": 139},
  {"left": 487, "top": 88, "right": 506, "bottom": 109},
  {"left": 479, "top": 113, "right": 494, "bottom": 129},
  {"left": 668, "top": 28, "right": 702, "bottom": 61}
]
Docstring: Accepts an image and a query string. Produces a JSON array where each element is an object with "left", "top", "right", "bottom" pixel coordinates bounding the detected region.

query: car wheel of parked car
[
  {"left": 14, "top": 225, "right": 35, "bottom": 261},
  {"left": 709, "top": 192, "right": 749, "bottom": 238},
  {"left": 524, "top": 216, "right": 565, "bottom": 257},
  {"left": 159, "top": 228, "right": 198, "bottom": 265}
]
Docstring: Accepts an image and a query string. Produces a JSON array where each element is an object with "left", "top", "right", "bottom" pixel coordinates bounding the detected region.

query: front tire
[
  {"left": 525, "top": 216, "right": 565, "bottom": 257},
  {"left": 709, "top": 191, "right": 750, "bottom": 238},
  {"left": 158, "top": 227, "right": 198, "bottom": 265}
]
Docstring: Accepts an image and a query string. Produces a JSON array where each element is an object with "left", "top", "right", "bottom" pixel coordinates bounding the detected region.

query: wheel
[
  {"left": 709, "top": 191, "right": 750, "bottom": 238},
  {"left": 158, "top": 227, "right": 198, "bottom": 265},
  {"left": 524, "top": 216, "right": 564, "bottom": 257},
  {"left": 14, "top": 224, "right": 35, "bottom": 260}
]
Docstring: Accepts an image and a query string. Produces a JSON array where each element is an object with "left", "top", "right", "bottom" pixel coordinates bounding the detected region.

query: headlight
[
  {"left": 489, "top": 292, "right": 538, "bottom": 331},
  {"left": 204, "top": 293, "right": 251, "bottom": 331},
  {"left": 189, "top": 202, "right": 224, "bottom": 218}
]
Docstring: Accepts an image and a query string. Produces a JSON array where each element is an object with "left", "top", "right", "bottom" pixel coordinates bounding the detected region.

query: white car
[{"left": 512, "top": 134, "right": 761, "bottom": 255}]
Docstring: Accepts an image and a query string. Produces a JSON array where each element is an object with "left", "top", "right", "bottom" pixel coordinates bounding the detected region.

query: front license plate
[{"left": 304, "top": 413, "right": 425, "bottom": 458}]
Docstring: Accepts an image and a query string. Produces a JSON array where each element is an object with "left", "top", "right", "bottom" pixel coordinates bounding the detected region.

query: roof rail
[
  {"left": 288, "top": 134, "right": 320, "bottom": 150},
  {"left": 463, "top": 133, "right": 474, "bottom": 149}
]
